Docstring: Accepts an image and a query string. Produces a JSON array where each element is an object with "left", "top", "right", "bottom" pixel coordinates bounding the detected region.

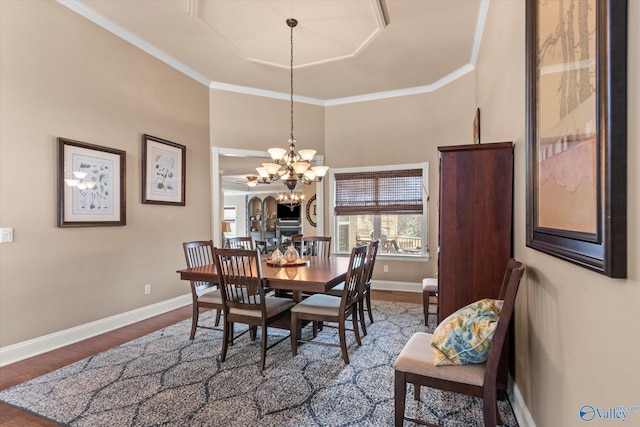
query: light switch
[{"left": 1, "top": 228, "right": 14, "bottom": 243}]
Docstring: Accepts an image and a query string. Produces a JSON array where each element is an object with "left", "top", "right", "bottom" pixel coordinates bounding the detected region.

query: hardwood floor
[{"left": 0, "top": 291, "right": 421, "bottom": 426}]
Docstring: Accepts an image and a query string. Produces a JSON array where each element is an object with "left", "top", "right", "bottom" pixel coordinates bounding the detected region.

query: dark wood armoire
[{"left": 437, "top": 142, "right": 514, "bottom": 388}]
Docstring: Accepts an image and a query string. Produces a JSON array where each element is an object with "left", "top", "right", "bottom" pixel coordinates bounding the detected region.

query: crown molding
[{"left": 57, "top": 0, "right": 489, "bottom": 107}]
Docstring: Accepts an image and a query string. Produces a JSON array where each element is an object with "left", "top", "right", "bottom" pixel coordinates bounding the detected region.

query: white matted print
[
  {"left": 57, "top": 137, "right": 126, "bottom": 227},
  {"left": 142, "top": 134, "right": 185, "bottom": 206}
]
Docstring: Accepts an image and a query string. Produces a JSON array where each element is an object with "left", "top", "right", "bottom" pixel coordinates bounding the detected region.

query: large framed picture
[
  {"left": 57, "top": 137, "right": 126, "bottom": 227},
  {"left": 525, "top": 0, "right": 627, "bottom": 277},
  {"left": 141, "top": 134, "right": 186, "bottom": 206}
]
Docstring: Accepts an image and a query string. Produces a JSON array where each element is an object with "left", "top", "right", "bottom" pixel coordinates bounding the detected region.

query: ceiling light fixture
[{"left": 256, "top": 18, "right": 329, "bottom": 194}]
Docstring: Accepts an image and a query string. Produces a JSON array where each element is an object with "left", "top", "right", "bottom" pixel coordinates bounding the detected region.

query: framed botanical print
[
  {"left": 57, "top": 137, "right": 126, "bottom": 227},
  {"left": 141, "top": 134, "right": 186, "bottom": 206},
  {"left": 525, "top": 0, "right": 627, "bottom": 277},
  {"left": 473, "top": 108, "right": 480, "bottom": 144}
]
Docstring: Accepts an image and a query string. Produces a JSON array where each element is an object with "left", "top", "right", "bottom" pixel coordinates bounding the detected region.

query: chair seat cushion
[
  {"left": 198, "top": 289, "right": 222, "bottom": 304},
  {"left": 229, "top": 296, "right": 295, "bottom": 318},
  {"left": 430, "top": 298, "right": 503, "bottom": 366},
  {"left": 394, "top": 332, "right": 485, "bottom": 387},
  {"left": 422, "top": 278, "right": 437, "bottom": 293},
  {"left": 291, "top": 293, "right": 341, "bottom": 316}
]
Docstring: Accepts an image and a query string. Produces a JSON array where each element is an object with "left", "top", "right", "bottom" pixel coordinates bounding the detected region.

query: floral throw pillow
[{"left": 430, "top": 298, "right": 504, "bottom": 366}]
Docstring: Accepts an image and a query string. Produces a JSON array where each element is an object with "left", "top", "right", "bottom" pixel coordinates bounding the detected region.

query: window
[{"left": 330, "top": 163, "right": 428, "bottom": 257}]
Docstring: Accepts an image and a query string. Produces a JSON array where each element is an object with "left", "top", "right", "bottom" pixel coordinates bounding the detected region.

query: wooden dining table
[{"left": 176, "top": 255, "right": 350, "bottom": 302}]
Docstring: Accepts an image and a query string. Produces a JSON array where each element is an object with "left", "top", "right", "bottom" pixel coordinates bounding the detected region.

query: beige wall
[
  {"left": 326, "top": 73, "right": 477, "bottom": 282},
  {"left": 2, "top": 1, "right": 639, "bottom": 425},
  {"left": 210, "top": 89, "right": 325, "bottom": 153},
  {"left": 477, "top": 1, "right": 640, "bottom": 426},
  {"left": 0, "top": 2, "right": 211, "bottom": 346}
]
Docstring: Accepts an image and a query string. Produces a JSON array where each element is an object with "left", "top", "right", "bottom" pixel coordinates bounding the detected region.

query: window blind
[{"left": 334, "top": 169, "right": 423, "bottom": 216}]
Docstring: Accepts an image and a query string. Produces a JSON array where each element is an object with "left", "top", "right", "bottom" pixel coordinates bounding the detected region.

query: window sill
[{"left": 333, "top": 251, "right": 430, "bottom": 261}]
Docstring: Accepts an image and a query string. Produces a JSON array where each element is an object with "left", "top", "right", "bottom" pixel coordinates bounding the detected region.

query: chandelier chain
[{"left": 289, "top": 20, "right": 294, "bottom": 141}]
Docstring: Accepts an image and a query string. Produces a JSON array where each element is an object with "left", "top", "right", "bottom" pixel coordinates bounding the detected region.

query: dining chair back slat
[
  {"left": 226, "top": 236, "right": 254, "bottom": 250},
  {"left": 302, "top": 236, "right": 331, "bottom": 257},
  {"left": 182, "top": 240, "right": 223, "bottom": 339},
  {"left": 215, "top": 248, "right": 263, "bottom": 312}
]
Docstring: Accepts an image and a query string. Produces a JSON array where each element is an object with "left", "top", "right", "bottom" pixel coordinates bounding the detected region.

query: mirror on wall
[{"left": 212, "top": 147, "right": 325, "bottom": 246}]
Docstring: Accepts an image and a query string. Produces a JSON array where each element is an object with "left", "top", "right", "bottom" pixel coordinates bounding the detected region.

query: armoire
[{"left": 437, "top": 141, "right": 514, "bottom": 388}]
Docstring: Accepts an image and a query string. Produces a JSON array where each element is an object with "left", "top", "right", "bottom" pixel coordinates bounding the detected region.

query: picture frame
[
  {"left": 473, "top": 108, "right": 480, "bottom": 144},
  {"left": 57, "top": 137, "right": 126, "bottom": 227},
  {"left": 141, "top": 134, "right": 186, "bottom": 206},
  {"left": 525, "top": 0, "right": 627, "bottom": 278}
]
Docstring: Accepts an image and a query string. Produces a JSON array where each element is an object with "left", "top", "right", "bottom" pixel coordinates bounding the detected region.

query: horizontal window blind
[{"left": 334, "top": 169, "right": 423, "bottom": 216}]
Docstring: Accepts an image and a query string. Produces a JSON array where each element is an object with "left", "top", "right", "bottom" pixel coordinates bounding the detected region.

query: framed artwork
[
  {"left": 473, "top": 108, "right": 481, "bottom": 144},
  {"left": 305, "top": 194, "right": 317, "bottom": 227},
  {"left": 142, "top": 134, "right": 186, "bottom": 206},
  {"left": 525, "top": 0, "right": 627, "bottom": 277},
  {"left": 57, "top": 137, "right": 126, "bottom": 227}
]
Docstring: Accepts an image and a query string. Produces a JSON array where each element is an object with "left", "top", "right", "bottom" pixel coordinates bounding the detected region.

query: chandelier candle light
[{"left": 253, "top": 18, "right": 329, "bottom": 202}]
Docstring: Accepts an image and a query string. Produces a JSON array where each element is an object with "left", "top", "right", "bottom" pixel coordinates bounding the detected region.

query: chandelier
[
  {"left": 254, "top": 18, "right": 329, "bottom": 194},
  {"left": 278, "top": 191, "right": 305, "bottom": 207}
]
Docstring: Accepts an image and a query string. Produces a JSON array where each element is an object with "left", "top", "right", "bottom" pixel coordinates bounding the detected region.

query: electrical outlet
[
  {"left": 383, "top": 265, "right": 389, "bottom": 273},
  {"left": 0, "top": 228, "right": 13, "bottom": 243},
  {"left": 144, "top": 284, "right": 151, "bottom": 295}
]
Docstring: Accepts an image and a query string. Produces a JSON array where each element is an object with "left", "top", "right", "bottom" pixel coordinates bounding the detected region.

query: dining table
[{"left": 176, "top": 255, "right": 350, "bottom": 302}]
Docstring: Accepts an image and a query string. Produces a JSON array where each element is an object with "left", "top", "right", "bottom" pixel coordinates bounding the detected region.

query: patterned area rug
[{"left": 0, "top": 301, "right": 518, "bottom": 426}]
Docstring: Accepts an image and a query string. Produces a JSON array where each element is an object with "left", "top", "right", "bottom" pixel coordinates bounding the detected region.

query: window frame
[{"left": 329, "top": 162, "right": 429, "bottom": 260}]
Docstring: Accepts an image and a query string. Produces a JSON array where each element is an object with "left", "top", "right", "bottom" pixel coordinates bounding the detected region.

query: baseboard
[
  {"left": 0, "top": 294, "right": 191, "bottom": 367},
  {"left": 509, "top": 376, "right": 536, "bottom": 427},
  {"left": 371, "top": 279, "right": 422, "bottom": 293}
]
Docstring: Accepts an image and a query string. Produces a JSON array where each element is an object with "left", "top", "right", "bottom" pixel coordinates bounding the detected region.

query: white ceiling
[
  {"left": 63, "top": 0, "right": 487, "bottom": 103},
  {"left": 61, "top": 0, "right": 487, "bottom": 192}
]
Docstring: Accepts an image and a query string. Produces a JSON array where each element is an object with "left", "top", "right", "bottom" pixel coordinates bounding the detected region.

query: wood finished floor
[{"left": 0, "top": 290, "right": 421, "bottom": 426}]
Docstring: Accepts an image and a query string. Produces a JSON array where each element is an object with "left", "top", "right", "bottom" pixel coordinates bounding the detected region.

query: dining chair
[
  {"left": 290, "top": 244, "right": 368, "bottom": 364},
  {"left": 182, "top": 240, "right": 223, "bottom": 339},
  {"left": 226, "top": 236, "right": 254, "bottom": 250},
  {"left": 422, "top": 278, "right": 438, "bottom": 326},
  {"left": 394, "top": 258, "right": 525, "bottom": 426},
  {"left": 327, "top": 240, "right": 379, "bottom": 336},
  {"left": 213, "top": 247, "right": 295, "bottom": 371},
  {"left": 290, "top": 233, "right": 304, "bottom": 254},
  {"left": 301, "top": 236, "right": 331, "bottom": 257},
  {"left": 265, "top": 237, "right": 281, "bottom": 253},
  {"left": 357, "top": 239, "right": 379, "bottom": 334}
]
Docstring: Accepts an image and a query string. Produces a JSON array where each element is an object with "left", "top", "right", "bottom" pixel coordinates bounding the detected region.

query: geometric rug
[{"left": 0, "top": 301, "right": 518, "bottom": 426}]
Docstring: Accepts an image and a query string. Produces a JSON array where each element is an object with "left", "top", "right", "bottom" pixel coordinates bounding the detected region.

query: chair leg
[
  {"left": 290, "top": 312, "right": 298, "bottom": 356},
  {"left": 190, "top": 304, "right": 199, "bottom": 340},
  {"left": 414, "top": 383, "right": 421, "bottom": 400},
  {"left": 483, "top": 391, "right": 498, "bottom": 427},
  {"left": 365, "top": 291, "right": 374, "bottom": 323},
  {"left": 351, "top": 308, "right": 362, "bottom": 347},
  {"left": 394, "top": 370, "right": 407, "bottom": 426},
  {"left": 214, "top": 309, "right": 221, "bottom": 327},
  {"left": 358, "top": 297, "right": 367, "bottom": 336},
  {"left": 338, "top": 321, "right": 350, "bottom": 364},
  {"left": 423, "top": 290, "right": 429, "bottom": 326},
  {"left": 221, "top": 320, "right": 230, "bottom": 362},
  {"left": 260, "top": 323, "right": 268, "bottom": 371}
]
